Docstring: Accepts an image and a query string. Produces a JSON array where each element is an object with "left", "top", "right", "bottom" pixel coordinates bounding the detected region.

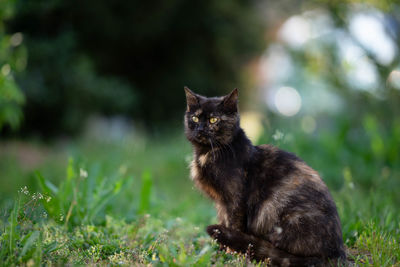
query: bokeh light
[
  {"left": 241, "top": 111, "right": 264, "bottom": 142},
  {"left": 349, "top": 11, "right": 397, "bottom": 65},
  {"left": 387, "top": 70, "right": 400, "bottom": 90},
  {"left": 274, "top": 86, "right": 302, "bottom": 117},
  {"left": 301, "top": 116, "right": 317, "bottom": 133}
]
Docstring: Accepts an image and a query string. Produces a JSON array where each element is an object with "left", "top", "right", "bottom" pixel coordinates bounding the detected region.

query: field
[{"left": 0, "top": 116, "right": 399, "bottom": 266}]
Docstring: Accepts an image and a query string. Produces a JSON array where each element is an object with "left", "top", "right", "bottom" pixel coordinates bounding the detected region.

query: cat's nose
[{"left": 196, "top": 127, "right": 206, "bottom": 137}]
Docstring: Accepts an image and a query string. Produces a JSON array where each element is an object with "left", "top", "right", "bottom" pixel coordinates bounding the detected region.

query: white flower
[
  {"left": 80, "top": 168, "right": 88, "bottom": 179},
  {"left": 272, "top": 130, "right": 284, "bottom": 141},
  {"left": 19, "top": 186, "right": 29, "bottom": 195}
]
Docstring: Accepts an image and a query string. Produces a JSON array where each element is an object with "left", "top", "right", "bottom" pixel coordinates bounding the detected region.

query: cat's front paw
[
  {"left": 206, "top": 224, "right": 226, "bottom": 240},
  {"left": 206, "top": 224, "right": 243, "bottom": 255}
]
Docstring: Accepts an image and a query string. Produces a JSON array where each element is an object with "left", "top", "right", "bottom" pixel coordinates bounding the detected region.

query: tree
[
  {"left": 6, "top": 0, "right": 264, "bottom": 136},
  {"left": 0, "top": 0, "right": 25, "bottom": 131}
]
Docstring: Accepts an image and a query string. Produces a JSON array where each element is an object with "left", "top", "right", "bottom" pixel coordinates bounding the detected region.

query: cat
[{"left": 184, "top": 87, "right": 346, "bottom": 266}]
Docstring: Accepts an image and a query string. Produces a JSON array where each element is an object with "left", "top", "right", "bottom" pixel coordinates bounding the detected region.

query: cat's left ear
[
  {"left": 184, "top": 86, "right": 199, "bottom": 112},
  {"left": 221, "top": 88, "right": 238, "bottom": 113}
]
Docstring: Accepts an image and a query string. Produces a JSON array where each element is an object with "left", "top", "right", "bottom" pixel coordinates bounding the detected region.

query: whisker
[
  {"left": 215, "top": 140, "right": 236, "bottom": 161},
  {"left": 214, "top": 140, "right": 222, "bottom": 161},
  {"left": 214, "top": 140, "right": 226, "bottom": 161},
  {"left": 209, "top": 138, "right": 216, "bottom": 161},
  {"left": 215, "top": 140, "right": 224, "bottom": 160}
]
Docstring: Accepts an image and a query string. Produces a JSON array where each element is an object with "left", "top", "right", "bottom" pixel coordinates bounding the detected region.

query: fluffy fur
[{"left": 184, "top": 87, "right": 346, "bottom": 266}]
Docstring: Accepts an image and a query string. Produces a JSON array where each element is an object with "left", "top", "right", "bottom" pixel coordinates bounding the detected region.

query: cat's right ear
[
  {"left": 184, "top": 86, "right": 199, "bottom": 112},
  {"left": 220, "top": 88, "right": 238, "bottom": 113}
]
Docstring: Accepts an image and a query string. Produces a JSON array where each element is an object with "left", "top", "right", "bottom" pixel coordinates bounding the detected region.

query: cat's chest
[
  {"left": 190, "top": 163, "right": 221, "bottom": 201},
  {"left": 192, "top": 152, "right": 239, "bottom": 180},
  {"left": 189, "top": 153, "right": 243, "bottom": 201}
]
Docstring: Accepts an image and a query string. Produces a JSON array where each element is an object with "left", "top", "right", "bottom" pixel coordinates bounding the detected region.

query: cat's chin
[
  {"left": 188, "top": 136, "right": 212, "bottom": 146},
  {"left": 193, "top": 138, "right": 210, "bottom": 146}
]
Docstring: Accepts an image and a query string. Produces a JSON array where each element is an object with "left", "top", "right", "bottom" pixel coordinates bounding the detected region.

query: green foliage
[
  {"left": 269, "top": 1, "right": 400, "bottom": 128},
  {"left": 139, "top": 170, "right": 153, "bottom": 215},
  {"left": 37, "top": 157, "right": 133, "bottom": 227},
  {"left": 0, "top": 0, "right": 26, "bottom": 131},
  {"left": 15, "top": 32, "right": 136, "bottom": 136},
  {"left": 3, "top": 0, "right": 264, "bottom": 135},
  {"left": 0, "top": 193, "right": 47, "bottom": 266},
  {"left": 5, "top": 199, "right": 20, "bottom": 255}
]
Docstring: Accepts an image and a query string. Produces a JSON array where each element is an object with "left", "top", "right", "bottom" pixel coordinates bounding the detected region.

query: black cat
[{"left": 184, "top": 87, "right": 346, "bottom": 266}]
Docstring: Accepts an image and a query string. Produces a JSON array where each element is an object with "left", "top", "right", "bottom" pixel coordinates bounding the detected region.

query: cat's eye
[
  {"left": 192, "top": 116, "right": 199, "bottom": 123},
  {"left": 209, "top": 117, "right": 218, "bottom": 124}
]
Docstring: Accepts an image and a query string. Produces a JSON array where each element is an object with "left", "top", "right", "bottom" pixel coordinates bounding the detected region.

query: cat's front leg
[
  {"left": 215, "top": 202, "right": 229, "bottom": 227},
  {"left": 215, "top": 201, "right": 245, "bottom": 231},
  {"left": 225, "top": 202, "right": 246, "bottom": 231}
]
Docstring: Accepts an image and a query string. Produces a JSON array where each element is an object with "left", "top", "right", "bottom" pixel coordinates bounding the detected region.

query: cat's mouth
[
  {"left": 192, "top": 133, "right": 212, "bottom": 145},
  {"left": 194, "top": 135, "right": 209, "bottom": 144}
]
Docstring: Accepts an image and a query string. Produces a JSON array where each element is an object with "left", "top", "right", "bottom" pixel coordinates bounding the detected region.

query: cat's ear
[
  {"left": 184, "top": 86, "right": 199, "bottom": 112},
  {"left": 221, "top": 88, "right": 238, "bottom": 113}
]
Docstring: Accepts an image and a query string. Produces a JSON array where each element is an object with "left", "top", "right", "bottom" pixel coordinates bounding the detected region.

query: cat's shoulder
[
  {"left": 256, "top": 143, "right": 277, "bottom": 152},
  {"left": 254, "top": 144, "right": 323, "bottom": 180},
  {"left": 255, "top": 144, "right": 302, "bottom": 162}
]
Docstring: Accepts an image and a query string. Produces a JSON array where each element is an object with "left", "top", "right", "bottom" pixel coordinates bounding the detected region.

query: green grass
[{"left": 0, "top": 115, "right": 399, "bottom": 266}]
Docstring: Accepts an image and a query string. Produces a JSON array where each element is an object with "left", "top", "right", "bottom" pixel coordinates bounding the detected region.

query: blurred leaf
[
  {"left": 0, "top": 0, "right": 25, "bottom": 131},
  {"left": 36, "top": 171, "right": 61, "bottom": 220},
  {"left": 6, "top": 198, "right": 20, "bottom": 255},
  {"left": 139, "top": 170, "right": 152, "bottom": 215},
  {"left": 67, "top": 157, "right": 75, "bottom": 181},
  {"left": 19, "top": 230, "right": 39, "bottom": 260}
]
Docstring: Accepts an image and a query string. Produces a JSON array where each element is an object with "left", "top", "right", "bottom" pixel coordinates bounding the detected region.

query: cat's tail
[{"left": 206, "top": 224, "right": 324, "bottom": 267}]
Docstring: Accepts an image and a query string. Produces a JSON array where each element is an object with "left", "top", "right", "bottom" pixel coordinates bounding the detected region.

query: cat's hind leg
[{"left": 207, "top": 224, "right": 322, "bottom": 266}]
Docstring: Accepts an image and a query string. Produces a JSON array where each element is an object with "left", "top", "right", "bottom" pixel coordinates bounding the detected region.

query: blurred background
[{"left": 0, "top": 0, "right": 400, "bottom": 252}]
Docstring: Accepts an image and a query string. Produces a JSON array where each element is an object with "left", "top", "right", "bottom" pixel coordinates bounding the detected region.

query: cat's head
[{"left": 184, "top": 87, "right": 240, "bottom": 146}]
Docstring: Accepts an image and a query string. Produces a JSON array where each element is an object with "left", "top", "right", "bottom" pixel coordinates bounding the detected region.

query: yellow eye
[
  {"left": 192, "top": 116, "right": 199, "bottom": 123},
  {"left": 209, "top": 117, "right": 218, "bottom": 124}
]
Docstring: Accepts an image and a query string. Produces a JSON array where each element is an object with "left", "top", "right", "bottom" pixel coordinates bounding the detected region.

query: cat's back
[
  {"left": 253, "top": 143, "right": 325, "bottom": 188},
  {"left": 250, "top": 143, "right": 334, "bottom": 214}
]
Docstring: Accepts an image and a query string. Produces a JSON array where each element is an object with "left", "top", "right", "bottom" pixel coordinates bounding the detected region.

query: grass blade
[
  {"left": 8, "top": 198, "right": 20, "bottom": 255},
  {"left": 138, "top": 170, "right": 152, "bottom": 214},
  {"left": 19, "top": 231, "right": 40, "bottom": 260}
]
